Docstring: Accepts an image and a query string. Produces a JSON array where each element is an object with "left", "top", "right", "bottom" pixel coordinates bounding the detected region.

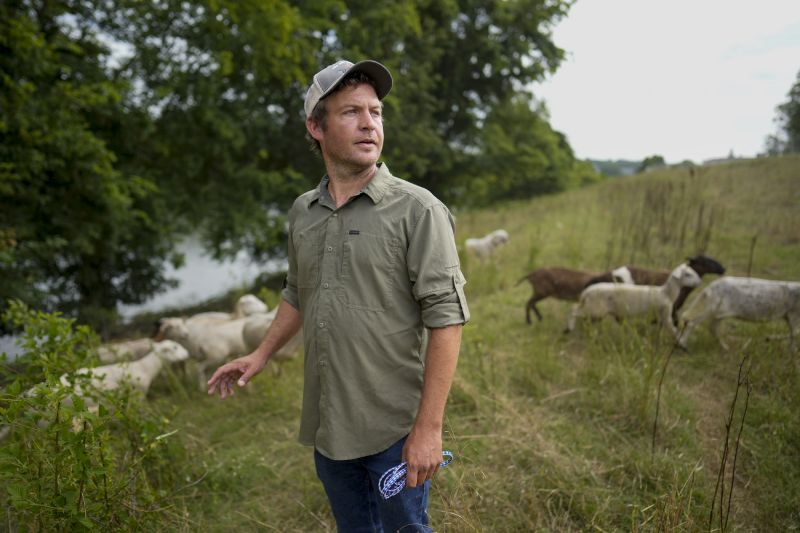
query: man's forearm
[
  {"left": 413, "top": 324, "right": 462, "bottom": 431},
  {"left": 254, "top": 299, "right": 303, "bottom": 363}
]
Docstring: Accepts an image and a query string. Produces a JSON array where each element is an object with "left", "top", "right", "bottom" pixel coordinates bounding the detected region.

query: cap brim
[{"left": 320, "top": 60, "right": 393, "bottom": 102}]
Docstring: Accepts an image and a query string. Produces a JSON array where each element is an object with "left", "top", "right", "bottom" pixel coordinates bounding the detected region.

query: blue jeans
[{"left": 314, "top": 435, "right": 432, "bottom": 533}]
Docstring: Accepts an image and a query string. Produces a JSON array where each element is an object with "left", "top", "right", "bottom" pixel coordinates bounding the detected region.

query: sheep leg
[
  {"left": 786, "top": 313, "right": 799, "bottom": 352},
  {"left": 526, "top": 295, "right": 544, "bottom": 324},
  {"left": 710, "top": 319, "right": 730, "bottom": 351},
  {"left": 564, "top": 304, "right": 579, "bottom": 334},
  {"left": 196, "top": 363, "right": 210, "bottom": 392},
  {"left": 660, "top": 307, "right": 679, "bottom": 340},
  {"left": 677, "top": 319, "right": 699, "bottom": 350}
]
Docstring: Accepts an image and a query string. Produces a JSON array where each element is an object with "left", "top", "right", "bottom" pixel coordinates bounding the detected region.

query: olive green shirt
[{"left": 281, "top": 163, "right": 470, "bottom": 460}]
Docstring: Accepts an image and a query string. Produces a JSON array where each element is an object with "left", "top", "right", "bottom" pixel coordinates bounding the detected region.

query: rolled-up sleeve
[{"left": 407, "top": 203, "right": 470, "bottom": 328}]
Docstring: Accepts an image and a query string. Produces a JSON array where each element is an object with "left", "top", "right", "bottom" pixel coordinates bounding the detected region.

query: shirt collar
[
  {"left": 306, "top": 163, "right": 392, "bottom": 209},
  {"left": 361, "top": 162, "right": 391, "bottom": 204}
]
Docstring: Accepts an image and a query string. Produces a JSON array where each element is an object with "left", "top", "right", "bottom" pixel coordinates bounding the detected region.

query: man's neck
[{"left": 326, "top": 163, "right": 378, "bottom": 208}]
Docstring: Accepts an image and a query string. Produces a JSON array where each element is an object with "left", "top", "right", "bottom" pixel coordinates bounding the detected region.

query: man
[{"left": 207, "top": 59, "right": 469, "bottom": 532}]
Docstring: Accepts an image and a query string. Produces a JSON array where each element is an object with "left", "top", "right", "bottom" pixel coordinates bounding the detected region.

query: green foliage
[
  {"left": 332, "top": 0, "right": 579, "bottom": 203},
  {"left": 0, "top": 301, "right": 193, "bottom": 530},
  {"left": 461, "top": 96, "right": 599, "bottom": 206},
  {"left": 0, "top": 2, "right": 178, "bottom": 334},
  {"left": 637, "top": 154, "right": 667, "bottom": 173},
  {"left": 765, "top": 68, "right": 800, "bottom": 154}
]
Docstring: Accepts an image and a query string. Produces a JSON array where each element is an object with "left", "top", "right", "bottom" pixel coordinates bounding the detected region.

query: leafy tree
[
  {"left": 637, "top": 155, "right": 666, "bottom": 173},
  {"left": 326, "top": 0, "right": 575, "bottom": 202},
  {"left": 765, "top": 68, "right": 800, "bottom": 154},
  {"left": 0, "top": 1, "right": 176, "bottom": 334},
  {"left": 463, "top": 96, "right": 598, "bottom": 205}
]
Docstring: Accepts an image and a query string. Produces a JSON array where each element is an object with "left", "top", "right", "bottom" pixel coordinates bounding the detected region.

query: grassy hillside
[{"left": 126, "top": 155, "right": 800, "bottom": 531}]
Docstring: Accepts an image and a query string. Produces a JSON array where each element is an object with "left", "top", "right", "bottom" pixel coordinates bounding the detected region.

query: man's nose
[{"left": 359, "top": 110, "right": 378, "bottom": 129}]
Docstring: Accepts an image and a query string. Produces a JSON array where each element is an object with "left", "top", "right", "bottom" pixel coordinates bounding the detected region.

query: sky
[{"left": 533, "top": 0, "right": 800, "bottom": 163}]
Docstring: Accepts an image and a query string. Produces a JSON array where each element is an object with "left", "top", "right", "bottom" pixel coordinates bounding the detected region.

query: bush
[{"left": 0, "top": 301, "right": 191, "bottom": 531}]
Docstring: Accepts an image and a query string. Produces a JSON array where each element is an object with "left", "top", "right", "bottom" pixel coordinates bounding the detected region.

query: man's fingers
[
  {"left": 237, "top": 363, "right": 261, "bottom": 387},
  {"left": 405, "top": 459, "right": 440, "bottom": 488},
  {"left": 405, "top": 466, "right": 420, "bottom": 489}
]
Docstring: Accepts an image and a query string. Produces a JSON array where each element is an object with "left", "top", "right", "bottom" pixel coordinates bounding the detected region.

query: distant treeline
[{"left": 0, "top": 0, "right": 602, "bottom": 333}]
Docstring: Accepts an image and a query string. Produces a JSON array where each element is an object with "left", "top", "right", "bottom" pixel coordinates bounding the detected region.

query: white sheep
[
  {"left": 155, "top": 316, "right": 250, "bottom": 389},
  {"left": 0, "top": 340, "right": 189, "bottom": 440},
  {"left": 565, "top": 263, "right": 702, "bottom": 338},
  {"left": 61, "top": 340, "right": 189, "bottom": 410},
  {"left": 677, "top": 276, "right": 800, "bottom": 351},
  {"left": 233, "top": 294, "right": 269, "bottom": 317},
  {"left": 96, "top": 337, "right": 154, "bottom": 364},
  {"left": 242, "top": 311, "right": 304, "bottom": 363},
  {"left": 464, "top": 229, "right": 509, "bottom": 260},
  {"left": 181, "top": 294, "right": 269, "bottom": 326}
]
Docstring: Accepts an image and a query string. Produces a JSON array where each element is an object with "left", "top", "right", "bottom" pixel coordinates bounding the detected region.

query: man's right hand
[{"left": 206, "top": 352, "right": 267, "bottom": 399}]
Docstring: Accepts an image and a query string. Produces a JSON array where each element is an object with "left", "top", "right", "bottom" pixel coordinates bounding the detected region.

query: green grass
[{"left": 144, "top": 154, "right": 800, "bottom": 531}]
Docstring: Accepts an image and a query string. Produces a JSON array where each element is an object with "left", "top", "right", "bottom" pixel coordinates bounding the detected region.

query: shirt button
[
  {"left": 327, "top": 246, "right": 333, "bottom": 252},
  {"left": 332, "top": 213, "right": 338, "bottom": 217},
  {"left": 323, "top": 282, "right": 329, "bottom": 289},
  {"left": 318, "top": 321, "right": 325, "bottom": 328}
]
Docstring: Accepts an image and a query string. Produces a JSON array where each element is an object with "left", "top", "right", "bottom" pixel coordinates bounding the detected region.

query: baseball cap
[{"left": 304, "top": 59, "right": 393, "bottom": 118}]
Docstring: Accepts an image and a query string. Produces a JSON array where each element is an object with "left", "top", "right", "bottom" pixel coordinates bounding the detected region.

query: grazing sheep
[
  {"left": 516, "top": 267, "right": 632, "bottom": 324},
  {"left": 61, "top": 340, "right": 190, "bottom": 407},
  {"left": 156, "top": 294, "right": 268, "bottom": 332},
  {"left": 154, "top": 316, "right": 250, "bottom": 389},
  {"left": 233, "top": 294, "right": 269, "bottom": 317},
  {"left": 585, "top": 255, "right": 726, "bottom": 324},
  {"left": 677, "top": 277, "right": 800, "bottom": 351},
  {"left": 464, "top": 229, "right": 509, "bottom": 260},
  {"left": 565, "top": 263, "right": 702, "bottom": 338},
  {"left": 242, "top": 311, "right": 304, "bottom": 363},
  {"left": 96, "top": 337, "right": 155, "bottom": 364},
  {"left": 0, "top": 340, "right": 189, "bottom": 440}
]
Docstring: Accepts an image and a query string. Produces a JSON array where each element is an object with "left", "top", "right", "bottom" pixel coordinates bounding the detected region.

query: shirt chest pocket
[
  {"left": 295, "top": 230, "right": 321, "bottom": 288},
  {"left": 340, "top": 233, "right": 401, "bottom": 312}
]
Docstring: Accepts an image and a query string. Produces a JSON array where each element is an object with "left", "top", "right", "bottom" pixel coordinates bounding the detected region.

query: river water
[
  {"left": 118, "top": 235, "right": 286, "bottom": 319},
  {"left": 1, "top": 237, "right": 286, "bottom": 359}
]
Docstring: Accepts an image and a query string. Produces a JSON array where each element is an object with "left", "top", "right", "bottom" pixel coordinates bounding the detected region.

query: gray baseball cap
[{"left": 304, "top": 59, "right": 393, "bottom": 118}]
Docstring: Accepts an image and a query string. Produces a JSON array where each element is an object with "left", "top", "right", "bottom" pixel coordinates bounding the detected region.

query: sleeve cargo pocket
[{"left": 419, "top": 269, "right": 470, "bottom": 327}]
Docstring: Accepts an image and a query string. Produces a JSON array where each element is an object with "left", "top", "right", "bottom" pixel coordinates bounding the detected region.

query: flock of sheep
[
  {"left": 14, "top": 226, "right": 799, "bottom": 422},
  {"left": 19, "top": 295, "right": 303, "bottom": 417},
  {"left": 465, "top": 229, "right": 800, "bottom": 351},
  {"left": 0, "top": 294, "right": 301, "bottom": 440}
]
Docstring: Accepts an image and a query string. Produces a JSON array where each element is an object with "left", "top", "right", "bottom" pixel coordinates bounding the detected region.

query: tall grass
[
  {"left": 165, "top": 155, "right": 797, "bottom": 531},
  {"left": 5, "top": 155, "right": 796, "bottom": 531}
]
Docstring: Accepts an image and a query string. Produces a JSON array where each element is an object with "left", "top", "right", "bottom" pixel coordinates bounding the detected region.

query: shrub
[{"left": 0, "top": 301, "right": 191, "bottom": 531}]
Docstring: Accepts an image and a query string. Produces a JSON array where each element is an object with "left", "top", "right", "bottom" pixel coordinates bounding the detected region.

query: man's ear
[{"left": 306, "top": 117, "right": 323, "bottom": 141}]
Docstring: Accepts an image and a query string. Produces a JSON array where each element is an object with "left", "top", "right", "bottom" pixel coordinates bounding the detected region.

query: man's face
[{"left": 308, "top": 83, "right": 384, "bottom": 171}]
